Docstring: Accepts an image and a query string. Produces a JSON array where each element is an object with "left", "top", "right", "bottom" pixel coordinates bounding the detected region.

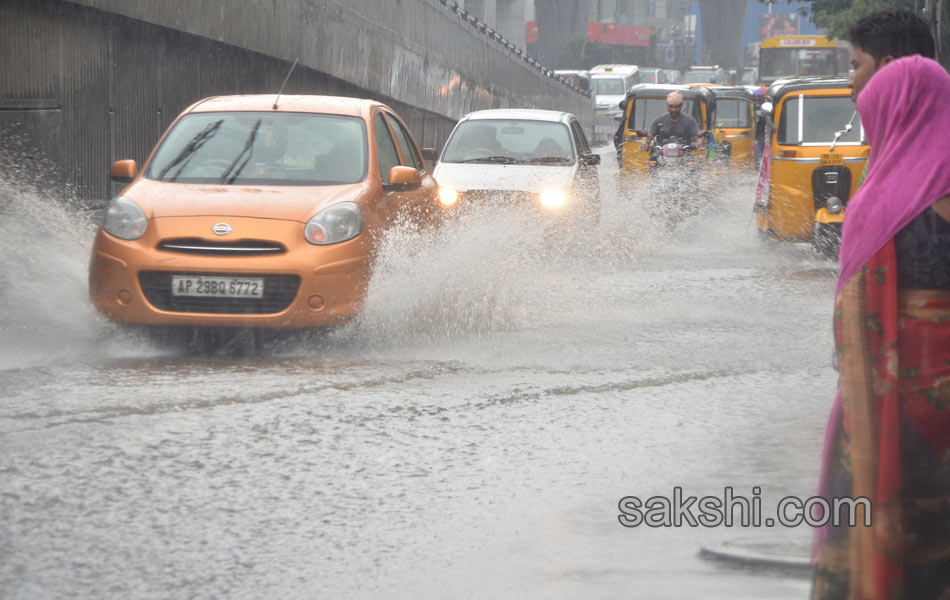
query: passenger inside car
[{"left": 533, "top": 136, "right": 567, "bottom": 159}]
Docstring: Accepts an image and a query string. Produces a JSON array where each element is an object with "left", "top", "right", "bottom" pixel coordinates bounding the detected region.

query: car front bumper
[{"left": 88, "top": 216, "right": 372, "bottom": 329}]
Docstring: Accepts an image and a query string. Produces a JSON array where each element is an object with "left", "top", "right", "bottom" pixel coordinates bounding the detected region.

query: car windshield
[
  {"left": 627, "top": 97, "right": 698, "bottom": 131},
  {"left": 716, "top": 98, "right": 752, "bottom": 128},
  {"left": 777, "top": 95, "right": 863, "bottom": 144},
  {"left": 593, "top": 77, "right": 625, "bottom": 95},
  {"left": 760, "top": 47, "right": 849, "bottom": 81},
  {"left": 440, "top": 119, "right": 575, "bottom": 165},
  {"left": 145, "top": 112, "right": 368, "bottom": 185}
]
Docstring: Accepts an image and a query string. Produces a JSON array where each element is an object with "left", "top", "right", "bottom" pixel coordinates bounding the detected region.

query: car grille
[
  {"left": 138, "top": 271, "right": 301, "bottom": 314},
  {"left": 157, "top": 239, "right": 286, "bottom": 256},
  {"left": 460, "top": 190, "right": 537, "bottom": 205}
]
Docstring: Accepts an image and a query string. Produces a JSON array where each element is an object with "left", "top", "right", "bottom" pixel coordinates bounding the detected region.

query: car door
[
  {"left": 373, "top": 111, "right": 402, "bottom": 225},
  {"left": 381, "top": 112, "right": 439, "bottom": 224},
  {"left": 569, "top": 118, "right": 600, "bottom": 206}
]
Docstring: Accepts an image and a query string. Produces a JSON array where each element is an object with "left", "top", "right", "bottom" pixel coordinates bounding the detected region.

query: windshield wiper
[
  {"left": 523, "top": 156, "right": 573, "bottom": 165},
  {"left": 220, "top": 118, "right": 262, "bottom": 184},
  {"left": 457, "top": 155, "right": 522, "bottom": 164},
  {"left": 158, "top": 120, "right": 223, "bottom": 181}
]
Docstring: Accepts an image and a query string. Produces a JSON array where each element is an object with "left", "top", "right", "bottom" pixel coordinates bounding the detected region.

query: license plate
[
  {"left": 820, "top": 153, "right": 843, "bottom": 166},
  {"left": 171, "top": 275, "right": 264, "bottom": 298}
]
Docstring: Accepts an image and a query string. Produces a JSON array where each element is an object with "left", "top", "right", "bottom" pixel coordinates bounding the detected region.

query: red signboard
[
  {"left": 528, "top": 22, "right": 649, "bottom": 47},
  {"left": 526, "top": 21, "right": 539, "bottom": 44},
  {"left": 586, "top": 22, "right": 604, "bottom": 43}
]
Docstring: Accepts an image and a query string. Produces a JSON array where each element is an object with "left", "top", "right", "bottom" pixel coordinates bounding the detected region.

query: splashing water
[{"left": 0, "top": 153, "right": 157, "bottom": 369}]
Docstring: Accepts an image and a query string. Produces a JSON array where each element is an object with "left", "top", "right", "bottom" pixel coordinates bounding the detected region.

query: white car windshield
[
  {"left": 146, "top": 112, "right": 368, "bottom": 185},
  {"left": 440, "top": 119, "right": 575, "bottom": 165},
  {"left": 593, "top": 77, "right": 625, "bottom": 95}
]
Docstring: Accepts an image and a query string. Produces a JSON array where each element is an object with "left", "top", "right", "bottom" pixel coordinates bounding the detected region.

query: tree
[{"left": 783, "top": 0, "right": 949, "bottom": 65}]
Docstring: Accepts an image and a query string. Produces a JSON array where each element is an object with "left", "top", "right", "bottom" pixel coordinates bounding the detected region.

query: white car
[{"left": 433, "top": 109, "right": 601, "bottom": 220}]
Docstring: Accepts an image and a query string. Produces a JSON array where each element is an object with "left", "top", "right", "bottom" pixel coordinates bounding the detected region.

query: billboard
[{"left": 759, "top": 13, "right": 799, "bottom": 39}]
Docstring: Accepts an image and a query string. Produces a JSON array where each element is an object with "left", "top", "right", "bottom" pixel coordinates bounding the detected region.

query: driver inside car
[
  {"left": 640, "top": 91, "right": 704, "bottom": 150},
  {"left": 459, "top": 124, "right": 505, "bottom": 159}
]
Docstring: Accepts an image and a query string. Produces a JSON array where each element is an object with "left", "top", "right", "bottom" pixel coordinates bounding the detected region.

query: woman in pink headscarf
[{"left": 811, "top": 56, "right": 950, "bottom": 599}]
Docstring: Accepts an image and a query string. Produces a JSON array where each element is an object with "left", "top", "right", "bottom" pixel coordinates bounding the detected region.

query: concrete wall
[
  {"left": 65, "top": 0, "right": 591, "bottom": 128},
  {"left": 1, "top": 0, "right": 593, "bottom": 205}
]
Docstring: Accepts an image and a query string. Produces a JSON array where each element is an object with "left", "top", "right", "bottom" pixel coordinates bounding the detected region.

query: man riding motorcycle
[{"left": 640, "top": 90, "right": 705, "bottom": 150}]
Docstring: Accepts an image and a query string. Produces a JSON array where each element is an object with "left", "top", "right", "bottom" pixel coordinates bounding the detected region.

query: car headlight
[
  {"left": 438, "top": 186, "right": 459, "bottom": 206},
  {"left": 103, "top": 195, "right": 147, "bottom": 240},
  {"left": 304, "top": 201, "right": 364, "bottom": 245},
  {"left": 539, "top": 189, "right": 567, "bottom": 209}
]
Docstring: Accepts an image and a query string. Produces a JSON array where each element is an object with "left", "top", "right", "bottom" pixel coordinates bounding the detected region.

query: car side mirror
[
  {"left": 582, "top": 153, "right": 601, "bottom": 166},
  {"left": 386, "top": 165, "right": 422, "bottom": 191},
  {"left": 111, "top": 159, "right": 137, "bottom": 184}
]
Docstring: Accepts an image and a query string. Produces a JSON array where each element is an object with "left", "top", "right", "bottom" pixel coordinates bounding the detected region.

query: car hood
[
  {"left": 433, "top": 163, "right": 576, "bottom": 192},
  {"left": 124, "top": 179, "right": 367, "bottom": 222}
]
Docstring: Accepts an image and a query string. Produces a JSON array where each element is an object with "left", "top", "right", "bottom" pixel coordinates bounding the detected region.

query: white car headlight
[
  {"left": 304, "top": 202, "right": 364, "bottom": 245},
  {"left": 540, "top": 189, "right": 567, "bottom": 209},
  {"left": 438, "top": 186, "right": 459, "bottom": 206},
  {"left": 103, "top": 195, "right": 147, "bottom": 240}
]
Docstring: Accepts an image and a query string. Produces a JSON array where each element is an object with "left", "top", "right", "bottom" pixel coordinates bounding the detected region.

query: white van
[{"left": 589, "top": 64, "right": 640, "bottom": 145}]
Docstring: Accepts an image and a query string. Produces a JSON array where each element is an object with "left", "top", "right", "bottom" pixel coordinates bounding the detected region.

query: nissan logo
[{"left": 212, "top": 223, "right": 232, "bottom": 236}]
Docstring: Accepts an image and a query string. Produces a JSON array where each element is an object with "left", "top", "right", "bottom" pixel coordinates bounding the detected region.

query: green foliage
[
  {"left": 806, "top": 0, "right": 910, "bottom": 40},
  {"left": 770, "top": 0, "right": 949, "bottom": 66}
]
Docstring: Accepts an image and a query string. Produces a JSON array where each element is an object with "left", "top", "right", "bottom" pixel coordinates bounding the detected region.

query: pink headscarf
[{"left": 836, "top": 56, "right": 950, "bottom": 295}]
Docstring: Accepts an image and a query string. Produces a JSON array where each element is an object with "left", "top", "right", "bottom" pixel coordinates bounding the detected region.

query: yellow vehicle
[
  {"left": 618, "top": 84, "right": 720, "bottom": 178},
  {"left": 758, "top": 35, "right": 851, "bottom": 86},
  {"left": 754, "top": 78, "right": 869, "bottom": 256},
  {"left": 711, "top": 86, "right": 756, "bottom": 170}
]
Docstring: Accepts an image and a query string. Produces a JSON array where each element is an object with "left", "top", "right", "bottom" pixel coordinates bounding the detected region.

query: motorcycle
[{"left": 639, "top": 130, "right": 709, "bottom": 229}]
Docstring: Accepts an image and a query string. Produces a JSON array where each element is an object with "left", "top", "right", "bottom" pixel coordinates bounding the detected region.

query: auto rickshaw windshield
[
  {"left": 777, "top": 95, "right": 863, "bottom": 144},
  {"left": 716, "top": 98, "right": 752, "bottom": 127},
  {"left": 627, "top": 97, "right": 698, "bottom": 131}
]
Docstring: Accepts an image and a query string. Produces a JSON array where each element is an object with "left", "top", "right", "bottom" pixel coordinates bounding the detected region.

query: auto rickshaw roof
[
  {"left": 767, "top": 78, "right": 850, "bottom": 103},
  {"left": 624, "top": 83, "right": 717, "bottom": 105},
  {"left": 710, "top": 86, "right": 755, "bottom": 100}
]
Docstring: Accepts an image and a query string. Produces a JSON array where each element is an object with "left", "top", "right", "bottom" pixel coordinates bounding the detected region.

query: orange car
[{"left": 89, "top": 95, "right": 439, "bottom": 329}]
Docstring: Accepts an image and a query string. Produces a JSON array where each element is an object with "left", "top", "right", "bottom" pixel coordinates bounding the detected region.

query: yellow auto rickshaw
[
  {"left": 711, "top": 86, "right": 756, "bottom": 170},
  {"left": 754, "top": 78, "right": 869, "bottom": 257},
  {"left": 618, "top": 84, "right": 722, "bottom": 178}
]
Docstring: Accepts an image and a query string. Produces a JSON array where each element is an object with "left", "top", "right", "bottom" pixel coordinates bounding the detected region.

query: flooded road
[{"left": 0, "top": 152, "right": 837, "bottom": 598}]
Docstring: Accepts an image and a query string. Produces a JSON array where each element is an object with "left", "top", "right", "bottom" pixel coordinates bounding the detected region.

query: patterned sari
[{"left": 812, "top": 240, "right": 950, "bottom": 599}]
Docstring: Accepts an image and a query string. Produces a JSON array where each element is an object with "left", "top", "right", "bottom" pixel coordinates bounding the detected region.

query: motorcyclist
[{"left": 640, "top": 91, "right": 704, "bottom": 151}]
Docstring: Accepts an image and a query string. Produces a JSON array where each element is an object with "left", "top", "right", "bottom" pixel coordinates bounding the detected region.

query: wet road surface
[{"left": 0, "top": 151, "right": 837, "bottom": 598}]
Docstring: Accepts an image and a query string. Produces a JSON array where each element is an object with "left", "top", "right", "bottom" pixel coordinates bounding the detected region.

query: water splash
[{"left": 0, "top": 147, "right": 156, "bottom": 369}]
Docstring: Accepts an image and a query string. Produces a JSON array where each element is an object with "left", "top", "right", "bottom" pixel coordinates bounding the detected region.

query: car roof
[
  {"left": 185, "top": 94, "right": 377, "bottom": 117},
  {"left": 590, "top": 64, "right": 640, "bottom": 75},
  {"left": 460, "top": 108, "right": 574, "bottom": 123}
]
